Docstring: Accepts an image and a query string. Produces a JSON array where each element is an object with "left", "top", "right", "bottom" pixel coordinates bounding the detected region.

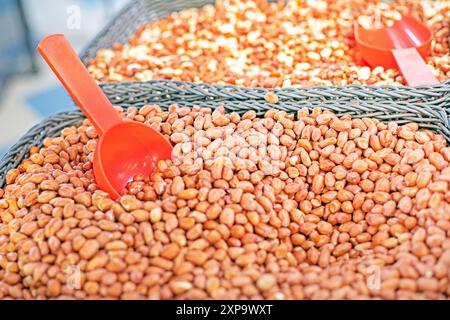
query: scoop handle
[
  {"left": 37, "top": 34, "right": 122, "bottom": 136},
  {"left": 392, "top": 48, "right": 439, "bottom": 87}
]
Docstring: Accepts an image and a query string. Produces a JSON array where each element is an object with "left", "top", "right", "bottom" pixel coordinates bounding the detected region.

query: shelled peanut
[
  {"left": 1, "top": 104, "right": 450, "bottom": 300},
  {"left": 88, "top": 0, "right": 449, "bottom": 87}
]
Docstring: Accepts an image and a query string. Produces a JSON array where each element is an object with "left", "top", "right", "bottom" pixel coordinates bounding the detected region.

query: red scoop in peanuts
[{"left": 37, "top": 34, "right": 173, "bottom": 200}]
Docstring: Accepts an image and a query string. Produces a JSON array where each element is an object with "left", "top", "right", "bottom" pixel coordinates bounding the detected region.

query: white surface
[
  {"left": 0, "top": 59, "right": 54, "bottom": 147},
  {"left": 0, "top": 0, "right": 130, "bottom": 154}
]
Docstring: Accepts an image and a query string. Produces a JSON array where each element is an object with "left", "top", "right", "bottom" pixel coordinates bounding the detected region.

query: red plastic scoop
[
  {"left": 354, "top": 15, "right": 439, "bottom": 86},
  {"left": 37, "top": 34, "right": 173, "bottom": 200}
]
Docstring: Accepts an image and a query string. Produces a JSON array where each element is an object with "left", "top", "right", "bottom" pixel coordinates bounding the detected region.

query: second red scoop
[
  {"left": 37, "top": 34, "right": 173, "bottom": 200},
  {"left": 354, "top": 15, "right": 439, "bottom": 86}
]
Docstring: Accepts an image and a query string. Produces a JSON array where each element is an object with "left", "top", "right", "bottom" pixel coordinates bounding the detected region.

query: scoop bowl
[
  {"left": 354, "top": 15, "right": 432, "bottom": 69},
  {"left": 354, "top": 15, "right": 438, "bottom": 86},
  {"left": 94, "top": 121, "right": 173, "bottom": 199}
]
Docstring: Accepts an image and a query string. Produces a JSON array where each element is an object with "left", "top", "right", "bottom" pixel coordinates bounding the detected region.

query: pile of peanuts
[
  {"left": 1, "top": 104, "right": 450, "bottom": 300},
  {"left": 87, "top": 0, "right": 449, "bottom": 87}
]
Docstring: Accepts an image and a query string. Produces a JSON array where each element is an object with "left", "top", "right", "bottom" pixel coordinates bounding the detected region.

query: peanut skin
[
  {"left": 1, "top": 104, "right": 449, "bottom": 300},
  {"left": 87, "top": 0, "right": 448, "bottom": 87}
]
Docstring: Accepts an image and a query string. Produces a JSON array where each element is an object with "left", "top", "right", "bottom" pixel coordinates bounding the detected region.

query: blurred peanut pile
[
  {"left": 88, "top": 0, "right": 449, "bottom": 87},
  {"left": 1, "top": 105, "right": 450, "bottom": 299}
]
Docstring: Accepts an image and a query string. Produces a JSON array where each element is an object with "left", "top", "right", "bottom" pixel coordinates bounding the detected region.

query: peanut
[{"left": 1, "top": 104, "right": 450, "bottom": 301}]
